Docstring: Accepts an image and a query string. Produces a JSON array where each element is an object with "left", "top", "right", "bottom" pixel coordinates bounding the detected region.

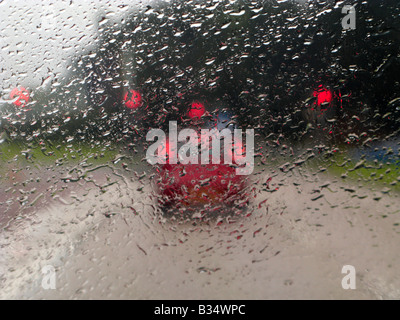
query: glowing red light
[
  {"left": 188, "top": 101, "right": 205, "bottom": 119},
  {"left": 124, "top": 90, "right": 142, "bottom": 109},
  {"left": 10, "top": 86, "right": 30, "bottom": 108},
  {"left": 313, "top": 88, "right": 333, "bottom": 107}
]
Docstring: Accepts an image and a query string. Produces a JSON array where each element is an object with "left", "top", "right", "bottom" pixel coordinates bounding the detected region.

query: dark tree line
[{"left": 1, "top": 0, "right": 399, "bottom": 147}]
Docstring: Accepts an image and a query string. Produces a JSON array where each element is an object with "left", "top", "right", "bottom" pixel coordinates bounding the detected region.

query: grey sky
[{"left": 0, "top": 0, "right": 145, "bottom": 90}]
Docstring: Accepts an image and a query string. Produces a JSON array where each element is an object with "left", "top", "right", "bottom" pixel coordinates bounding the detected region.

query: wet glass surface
[{"left": 0, "top": 0, "right": 400, "bottom": 299}]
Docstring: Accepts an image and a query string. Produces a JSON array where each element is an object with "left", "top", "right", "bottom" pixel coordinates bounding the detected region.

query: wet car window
[{"left": 0, "top": 0, "right": 399, "bottom": 299}]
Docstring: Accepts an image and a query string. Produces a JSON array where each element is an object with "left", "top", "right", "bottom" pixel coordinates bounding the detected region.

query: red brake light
[
  {"left": 124, "top": 90, "right": 142, "bottom": 109},
  {"left": 313, "top": 88, "right": 333, "bottom": 107},
  {"left": 10, "top": 87, "right": 30, "bottom": 108},
  {"left": 188, "top": 101, "right": 205, "bottom": 119}
]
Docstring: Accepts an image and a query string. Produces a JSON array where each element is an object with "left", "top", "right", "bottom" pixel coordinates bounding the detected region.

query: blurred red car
[{"left": 154, "top": 102, "right": 249, "bottom": 213}]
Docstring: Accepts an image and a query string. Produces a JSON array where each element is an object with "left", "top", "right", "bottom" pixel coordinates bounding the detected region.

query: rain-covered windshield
[{"left": 0, "top": 0, "right": 399, "bottom": 299}]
